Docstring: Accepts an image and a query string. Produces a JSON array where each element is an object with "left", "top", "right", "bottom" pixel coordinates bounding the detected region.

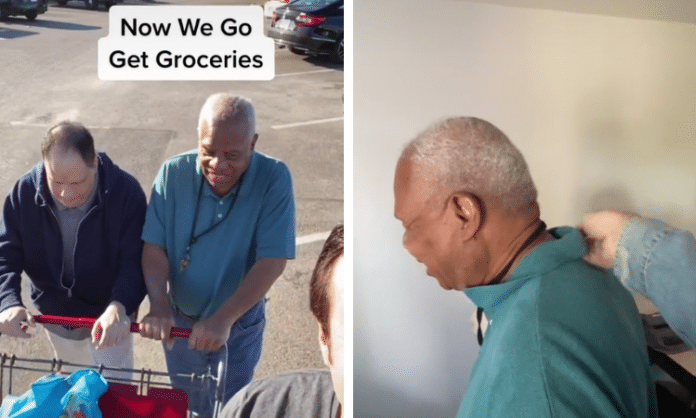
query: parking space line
[
  {"left": 272, "top": 117, "right": 343, "bottom": 130},
  {"left": 297, "top": 230, "right": 332, "bottom": 246},
  {"left": 275, "top": 69, "right": 338, "bottom": 77}
]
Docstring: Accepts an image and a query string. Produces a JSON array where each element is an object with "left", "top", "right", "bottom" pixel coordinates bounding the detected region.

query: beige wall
[{"left": 354, "top": 1, "right": 696, "bottom": 416}]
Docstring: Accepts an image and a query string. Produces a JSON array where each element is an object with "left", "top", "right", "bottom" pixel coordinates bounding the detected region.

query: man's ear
[
  {"left": 450, "top": 192, "right": 482, "bottom": 240},
  {"left": 318, "top": 323, "right": 331, "bottom": 367},
  {"left": 250, "top": 133, "right": 259, "bottom": 151}
]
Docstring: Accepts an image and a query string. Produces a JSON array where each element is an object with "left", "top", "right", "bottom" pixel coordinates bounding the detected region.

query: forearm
[
  {"left": 111, "top": 244, "right": 147, "bottom": 315},
  {"left": 615, "top": 217, "right": 696, "bottom": 349},
  {"left": 0, "top": 273, "right": 23, "bottom": 313},
  {"left": 0, "top": 198, "right": 25, "bottom": 312},
  {"left": 209, "top": 258, "right": 287, "bottom": 327},
  {"left": 110, "top": 194, "right": 148, "bottom": 314},
  {"left": 142, "top": 242, "right": 171, "bottom": 311}
]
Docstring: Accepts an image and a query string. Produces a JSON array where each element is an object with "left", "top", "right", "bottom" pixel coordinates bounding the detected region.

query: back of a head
[
  {"left": 198, "top": 93, "right": 256, "bottom": 135},
  {"left": 310, "top": 224, "right": 344, "bottom": 340},
  {"left": 42, "top": 121, "right": 96, "bottom": 167},
  {"left": 403, "top": 117, "right": 537, "bottom": 214}
]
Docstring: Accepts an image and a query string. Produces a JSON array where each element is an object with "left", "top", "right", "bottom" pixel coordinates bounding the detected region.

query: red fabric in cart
[{"left": 98, "top": 383, "right": 188, "bottom": 418}]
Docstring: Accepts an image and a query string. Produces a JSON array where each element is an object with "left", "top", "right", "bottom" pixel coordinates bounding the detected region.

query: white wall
[{"left": 354, "top": 1, "right": 696, "bottom": 417}]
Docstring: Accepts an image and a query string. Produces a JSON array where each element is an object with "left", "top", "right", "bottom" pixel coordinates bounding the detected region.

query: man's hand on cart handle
[
  {"left": 34, "top": 314, "right": 191, "bottom": 342},
  {"left": 139, "top": 304, "right": 178, "bottom": 350},
  {"left": 0, "top": 306, "right": 35, "bottom": 338},
  {"left": 92, "top": 301, "right": 131, "bottom": 349}
]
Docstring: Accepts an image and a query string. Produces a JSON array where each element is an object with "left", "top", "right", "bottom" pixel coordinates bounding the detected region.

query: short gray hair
[
  {"left": 198, "top": 93, "right": 256, "bottom": 136},
  {"left": 402, "top": 117, "right": 537, "bottom": 212}
]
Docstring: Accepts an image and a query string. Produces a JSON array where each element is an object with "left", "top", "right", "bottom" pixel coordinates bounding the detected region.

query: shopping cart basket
[{"left": 0, "top": 315, "right": 226, "bottom": 418}]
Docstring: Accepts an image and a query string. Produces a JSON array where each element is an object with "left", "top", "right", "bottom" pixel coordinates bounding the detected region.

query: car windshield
[{"left": 290, "top": 0, "right": 339, "bottom": 7}]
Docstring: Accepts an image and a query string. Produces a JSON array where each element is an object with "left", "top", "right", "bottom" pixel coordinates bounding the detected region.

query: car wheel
[
  {"left": 331, "top": 36, "right": 344, "bottom": 64},
  {"left": 56, "top": 0, "right": 68, "bottom": 5},
  {"left": 84, "top": 0, "right": 98, "bottom": 10},
  {"left": 289, "top": 47, "right": 306, "bottom": 56},
  {"left": 25, "top": 10, "right": 37, "bottom": 20},
  {"left": 0, "top": 9, "right": 10, "bottom": 20}
]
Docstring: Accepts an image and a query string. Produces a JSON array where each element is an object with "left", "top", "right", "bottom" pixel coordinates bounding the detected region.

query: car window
[{"left": 290, "top": 0, "right": 340, "bottom": 7}]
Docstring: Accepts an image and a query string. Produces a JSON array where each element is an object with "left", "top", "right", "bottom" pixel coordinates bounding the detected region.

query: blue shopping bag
[{"left": 0, "top": 369, "right": 108, "bottom": 418}]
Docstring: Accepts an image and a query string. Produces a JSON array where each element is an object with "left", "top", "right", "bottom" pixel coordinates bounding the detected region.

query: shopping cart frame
[{"left": 0, "top": 352, "right": 226, "bottom": 418}]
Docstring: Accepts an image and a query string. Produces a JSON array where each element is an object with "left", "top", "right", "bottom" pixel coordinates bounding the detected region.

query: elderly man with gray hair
[
  {"left": 393, "top": 117, "right": 657, "bottom": 417},
  {"left": 139, "top": 93, "right": 295, "bottom": 417}
]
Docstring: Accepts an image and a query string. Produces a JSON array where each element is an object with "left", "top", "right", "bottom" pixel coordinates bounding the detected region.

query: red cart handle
[{"left": 34, "top": 315, "right": 191, "bottom": 339}]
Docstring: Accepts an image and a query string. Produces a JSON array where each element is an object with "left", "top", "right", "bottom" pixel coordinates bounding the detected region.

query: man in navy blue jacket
[{"left": 0, "top": 121, "right": 147, "bottom": 373}]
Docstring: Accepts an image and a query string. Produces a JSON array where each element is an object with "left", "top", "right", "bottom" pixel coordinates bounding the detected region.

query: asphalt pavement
[{"left": 0, "top": 0, "right": 343, "bottom": 396}]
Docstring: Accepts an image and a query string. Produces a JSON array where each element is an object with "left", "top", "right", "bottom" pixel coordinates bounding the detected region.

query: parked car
[
  {"left": 53, "top": 0, "right": 120, "bottom": 10},
  {"left": 268, "top": 0, "right": 344, "bottom": 64},
  {"left": 0, "top": 0, "right": 47, "bottom": 20},
  {"left": 263, "top": 0, "right": 289, "bottom": 19}
]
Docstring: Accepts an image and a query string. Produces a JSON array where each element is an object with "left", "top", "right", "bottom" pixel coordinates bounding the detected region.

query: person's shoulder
[
  {"left": 97, "top": 153, "right": 145, "bottom": 198},
  {"left": 156, "top": 150, "right": 198, "bottom": 180},
  {"left": 221, "top": 370, "right": 334, "bottom": 418},
  {"left": 164, "top": 149, "right": 198, "bottom": 167},
  {"left": 250, "top": 369, "right": 332, "bottom": 391},
  {"left": 8, "top": 162, "right": 43, "bottom": 201},
  {"left": 252, "top": 152, "right": 291, "bottom": 176}
]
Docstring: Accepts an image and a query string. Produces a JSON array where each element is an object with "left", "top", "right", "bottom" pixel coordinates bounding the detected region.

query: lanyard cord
[
  {"left": 477, "top": 220, "right": 547, "bottom": 346},
  {"left": 186, "top": 173, "right": 244, "bottom": 252},
  {"left": 488, "top": 221, "right": 547, "bottom": 286}
]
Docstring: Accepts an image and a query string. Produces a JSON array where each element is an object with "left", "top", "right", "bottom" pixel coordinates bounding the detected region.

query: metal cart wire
[{"left": 0, "top": 315, "right": 226, "bottom": 418}]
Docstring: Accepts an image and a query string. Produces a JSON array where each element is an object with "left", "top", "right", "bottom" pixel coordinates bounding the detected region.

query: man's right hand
[
  {"left": 139, "top": 304, "right": 176, "bottom": 349},
  {"left": 0, "top": 306, "right": 35, "bottom": 338},
  {"left": 578, "top": 210, "right": 636, "bottom": 270}
]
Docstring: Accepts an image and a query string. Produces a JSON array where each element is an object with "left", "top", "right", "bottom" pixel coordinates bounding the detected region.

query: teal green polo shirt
[
  {"left": 459, "top": 227, "right": 657, "bottom": 418},
  {"left": 142, "top": 150, "right": 296, "bottom": 320}
]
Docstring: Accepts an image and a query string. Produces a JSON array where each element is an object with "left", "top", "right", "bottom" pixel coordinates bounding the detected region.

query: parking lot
[{"left": 0, "top": 0, "right": 343, "bottom": 392}]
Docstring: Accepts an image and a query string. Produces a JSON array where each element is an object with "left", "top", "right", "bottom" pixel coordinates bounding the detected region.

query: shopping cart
[{"left": 0, "top": 315, "right": 226, "bottom": 418}]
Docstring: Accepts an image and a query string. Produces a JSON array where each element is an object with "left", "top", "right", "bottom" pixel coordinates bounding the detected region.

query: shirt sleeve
[
  {"left": 0, "top": 183, "right": 26, "bottom": 313},
  {"left": 255, "top": 161, "right": 296, "bottom": 260},
  {"left": 218, "top": 383, "right": 250, "bottom": 418},
  {"left": 614, "top": 217, "right": 696, "bottom": 350},
  {"left": 141, "top": 163, "right": 168, "bottom": 248},
  {"left": 109, "top": 175, "right": 148, "bottom": 316}
]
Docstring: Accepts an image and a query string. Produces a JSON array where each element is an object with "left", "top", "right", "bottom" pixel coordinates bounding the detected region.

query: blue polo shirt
[
  {"left": 459, "top": 227, "right": 657, "bottom": 418},
  {"left": 142, "top": 150, "right": 296, "bottom": 320}
]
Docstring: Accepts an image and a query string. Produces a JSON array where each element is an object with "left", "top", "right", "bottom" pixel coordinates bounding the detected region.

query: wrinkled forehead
[{"left": 198, "top": 118, "right": 253, "bottom": 147}]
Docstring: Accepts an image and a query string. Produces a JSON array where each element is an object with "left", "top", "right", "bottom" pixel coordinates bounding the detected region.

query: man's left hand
[
  {"left": 92, "top": 302, "right": 131, "bottom": 349},
  {"left": 188, "top": 316, "right": 233, "bottom": 352}
]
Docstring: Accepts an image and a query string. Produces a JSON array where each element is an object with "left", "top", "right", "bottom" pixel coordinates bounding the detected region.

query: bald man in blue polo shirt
[{"left": 139, "top": 93, "right": 295, "bottom": 418}]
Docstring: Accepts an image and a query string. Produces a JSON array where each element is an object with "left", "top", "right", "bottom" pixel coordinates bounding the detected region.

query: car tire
[
  {"left": 104, "top": 0, "right": 114, "bottom": 9},
  {"left": 289, "top": 47, "right": 306, "bottom": 56},
  {"left": 84, "top": 0, "right": 98, "bottom": 10},
  {"left": 0, "top": 9, "right": 10, "bottom": 20},
  {"left": 56, "top": 0, "right": 68, "bottom": 5},
  {"left": 331, "top": 35, "right": 344, "bottom": 65},
  {"left": 25, "top": 10, "right": 37, "bottom": 20}
]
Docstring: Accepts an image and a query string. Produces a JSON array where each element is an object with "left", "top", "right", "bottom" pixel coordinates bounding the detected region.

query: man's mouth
[{"left": 208, "top": 171, "right": 229, "bottom": 182}]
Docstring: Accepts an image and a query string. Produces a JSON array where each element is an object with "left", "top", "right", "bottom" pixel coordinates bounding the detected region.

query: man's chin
[
  {"left": 206, "top": 175, "right": 233, "bottom": 191},
  {"left": 60, "top": 200, "right": 83, "bottom": 209},
  {"left": 428, "top": 272, "right": 454, "bottom": 290}
]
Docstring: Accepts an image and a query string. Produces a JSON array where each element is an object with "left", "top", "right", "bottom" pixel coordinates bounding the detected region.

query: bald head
[
  {"left": 42, "top": 121, "right": 96, "bottom": 168},
  {"left": 400, "top": 117, "right": 537, "bottom": 213},
  {"left": 198, "top": 93, "right": 256, "bottom": 137}
]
